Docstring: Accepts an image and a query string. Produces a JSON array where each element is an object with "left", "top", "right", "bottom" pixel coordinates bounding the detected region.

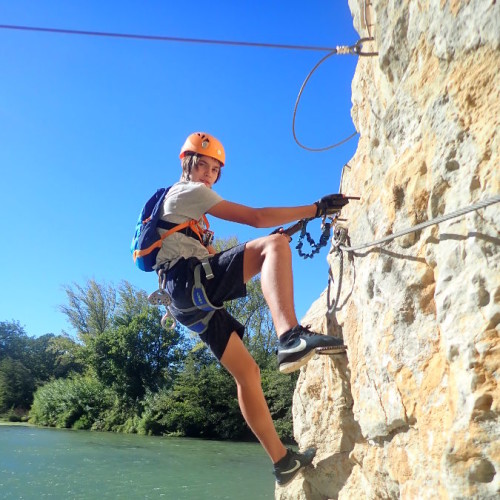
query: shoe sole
[
  {"left": 279, "top": 345, "right": 347, "bottom": 374},
  {"left": 279, "top": 350, "right": 316, "bottom": 374},
  {"left": 275, "top": 466, "right": 307, "bottom": 486}
]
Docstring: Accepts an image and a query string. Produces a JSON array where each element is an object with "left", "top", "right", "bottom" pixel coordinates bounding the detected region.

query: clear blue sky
[{"left": 0, "top": 1, "right": 360, "bottom": 338}]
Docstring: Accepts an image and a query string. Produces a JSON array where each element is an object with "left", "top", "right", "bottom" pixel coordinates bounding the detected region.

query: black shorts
[{"left": 164, "top": 244, "right": 247, "bottom": 360}]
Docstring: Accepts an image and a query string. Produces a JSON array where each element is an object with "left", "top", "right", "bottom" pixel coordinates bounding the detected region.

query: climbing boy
[{"left": 152, "top": 132, "right": 349, "bottom": 485}]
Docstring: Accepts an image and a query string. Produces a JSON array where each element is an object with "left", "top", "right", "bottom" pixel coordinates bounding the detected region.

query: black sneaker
[
  {"left": 277, "top": 325, "right": 346, "bottom": 374},
  {"left": 273, "top": 447, "right": 316, "bottom": 486}
]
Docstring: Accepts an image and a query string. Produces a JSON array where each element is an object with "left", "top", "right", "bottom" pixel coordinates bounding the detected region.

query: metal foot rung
[{"left": 315, "top": 345, "right": 347, "bottom": 355}]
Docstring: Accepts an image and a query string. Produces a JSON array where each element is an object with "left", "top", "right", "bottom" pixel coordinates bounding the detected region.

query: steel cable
[{"left": 340, "top": 194, "right": 500, "bottom": 253}]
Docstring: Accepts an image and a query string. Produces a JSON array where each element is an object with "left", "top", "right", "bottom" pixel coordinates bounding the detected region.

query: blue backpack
[
  {"left": 131, "top": 187, "right": 171, "bottom": 272},
  {"left": 131, "top": 187, "right": 213, "bottom": 272}
]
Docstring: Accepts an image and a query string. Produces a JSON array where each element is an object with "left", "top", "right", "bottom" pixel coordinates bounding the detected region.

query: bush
[
  {"left": 137, "top": 389, "right": 170, "bottom": 436},
  {"left": 29, "top": 375, "right": 112, "bottom": 429},
  {"left": 138, "top": 385, "right": 205, "bottom": 437},
  {"left": 0, "top": 407, "right": 27, "bottom": 422},
  {"left": 73, "top": 414, "right": 93, "bottom": 430}
]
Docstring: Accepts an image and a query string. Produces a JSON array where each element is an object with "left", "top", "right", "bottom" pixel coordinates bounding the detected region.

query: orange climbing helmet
[{"left": 179, "top": 132, "right": 225, "bottom": 166}]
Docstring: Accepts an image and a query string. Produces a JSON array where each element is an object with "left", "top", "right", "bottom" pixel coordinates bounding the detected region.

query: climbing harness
[
  {"left": 148, "top": 257, "right": 222, "bottom": 331},
  {"left": 293, "top": 37, "right": 378, "bottom": 152},
  {"left": 158, "top": 215, "right": 214, "bottom": 248},
  {"left": 191, "top": 262, "right": 220, "bottom": 312}
]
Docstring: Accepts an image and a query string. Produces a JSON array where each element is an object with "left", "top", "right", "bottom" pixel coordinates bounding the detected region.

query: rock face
[{"left": 277, "top": 1, "right": 499, "bottom": 498}]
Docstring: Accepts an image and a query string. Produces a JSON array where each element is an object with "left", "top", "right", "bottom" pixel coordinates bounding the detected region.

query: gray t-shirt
[{"left": 156, "top": 181, "right": 223, "bottom": 267}]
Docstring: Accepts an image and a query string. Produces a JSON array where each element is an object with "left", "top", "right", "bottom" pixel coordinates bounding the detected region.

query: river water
[{"left": 0, "top": 425, "right": 275, "bottom": 499}]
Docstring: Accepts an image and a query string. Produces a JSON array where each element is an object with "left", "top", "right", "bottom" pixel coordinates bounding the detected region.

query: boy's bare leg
[
  {"left": 220, "top": 332, "right": 287, "bottom": 463},
  {"left": 243, "top": 234, "right": 298, "bottom": 336}
]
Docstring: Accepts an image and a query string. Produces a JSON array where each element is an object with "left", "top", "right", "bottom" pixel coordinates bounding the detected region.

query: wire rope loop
[
  {"left": 334, "top": 249, "right": 344, "bottom": 310},
  {"left": 327, "top": 242, "right": 345, "bottom": 314},
  {"left": 327, "top": 268, "right": 336, "bottom": 314},
  {"left": 352, "top": 37, "right": 378, "bottom": 57},
  {"left": 292, "top": 47, "right": 359, "bottom": 152},
  {"left": 292, "top": 38, "right": 377, "bottom": 152}
]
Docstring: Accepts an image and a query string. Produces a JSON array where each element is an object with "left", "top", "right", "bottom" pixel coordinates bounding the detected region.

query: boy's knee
[
  {"left": 247, "top": 359, "right": 261, "bottom": 383},
  {"left": 236, "top": 359, "right": 261, "bottom": 387},
  {"left": 268, "top": 233, "right": 291, "bottom": 255}
]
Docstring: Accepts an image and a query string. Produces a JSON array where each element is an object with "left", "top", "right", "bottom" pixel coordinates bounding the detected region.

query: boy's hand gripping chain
[
  {"left": 272, "top": 216, "right": 335, "bottom": 259},
  {"left": 314, "top": 193, "right": 353, "bottom": 218}
]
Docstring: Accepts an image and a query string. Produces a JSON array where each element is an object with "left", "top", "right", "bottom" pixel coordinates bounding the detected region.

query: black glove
[{"left": 314, "top": 193, "right": 350, "bottom": 217}]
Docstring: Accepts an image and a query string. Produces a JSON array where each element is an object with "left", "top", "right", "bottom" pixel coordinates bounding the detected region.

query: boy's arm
[
  {"left": 208, "top": 200, "right": 317, "bottom": 229},
  {"left": 208, "top": 194, "right": 352, "bottom": 228}
]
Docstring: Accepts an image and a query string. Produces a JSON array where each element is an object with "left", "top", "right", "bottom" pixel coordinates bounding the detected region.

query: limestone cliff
[{"left": 277, "top": 1, "right": 499, "bottom": 498}]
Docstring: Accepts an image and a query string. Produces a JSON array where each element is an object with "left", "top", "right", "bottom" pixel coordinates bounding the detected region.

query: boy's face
[{"left": 191, "top": 155, "right": 221, "bottom": 188}]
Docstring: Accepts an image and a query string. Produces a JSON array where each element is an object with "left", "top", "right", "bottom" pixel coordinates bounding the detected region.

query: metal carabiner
[{"left": 322, "top": 213, "right": 338, "bottom": 232}]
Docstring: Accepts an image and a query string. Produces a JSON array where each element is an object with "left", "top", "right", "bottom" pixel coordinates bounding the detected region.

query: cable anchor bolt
[{"left": 351, "top": 37, "right": 378, "bottom": 57}]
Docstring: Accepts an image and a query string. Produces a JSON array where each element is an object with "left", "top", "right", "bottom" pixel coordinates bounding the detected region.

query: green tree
[
  {"left": 60, "top": 279, "right": 117, "bottom": 341},
  {"left": 47, "top": 243, "right": 295, "bottom": 441},
  {"left": 45, "top": 334, "right": 84, "bottom": 378},
  {"left": 88, "top": 308, "right": 185, "bottom": 403},
  {"left": 0, "top": 357, "right": 35, "bottom": 412},
  {"left": 114, "top": 281, "right": 150, "bottom": 325},
  {"left": 0, "top": 321, "right": 84, "bottom": 413},
  {"left": 0, "top": 321, "right": 81, "bottom": 380},
  {"left": 57, "top": 278, "right": 190, "bottom": 426},
  {"left": 24, "top": 334, "right": 56, "bottom": 382},
  {"left": 0, "top": 320, "right": 28, "bottom": 361},
  {"left": 25, "top": 334, "right": 84, "bottom": 383}
]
